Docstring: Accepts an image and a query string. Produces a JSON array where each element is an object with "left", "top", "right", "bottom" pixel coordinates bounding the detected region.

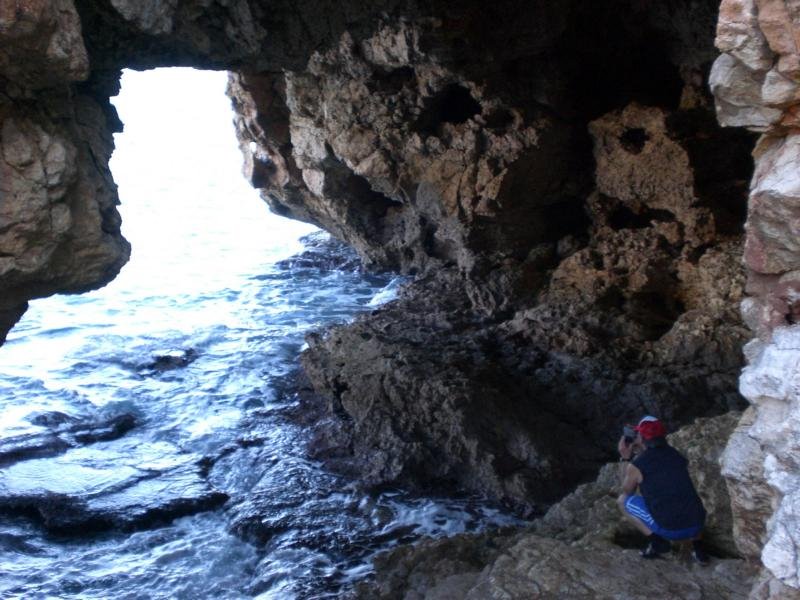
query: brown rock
[
  {"left": 356, "top": 413, "right": 756, "bottom": 599},
  {"left": 0, "top": 84, "right": 130, "bottom": 329},
  {"left": 0, "top": 0, "right": 89, "bottom": 89}
]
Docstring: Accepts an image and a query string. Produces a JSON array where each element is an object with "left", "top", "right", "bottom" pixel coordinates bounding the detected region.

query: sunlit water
[{"left": 0, "top": 69, "right": 517, "bottom": 599}]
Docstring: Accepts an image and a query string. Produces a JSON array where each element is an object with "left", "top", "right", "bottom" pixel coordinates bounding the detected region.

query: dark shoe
[
  {"left": 692, "top": 541, "right": 710, "bottom": 566},
  {"left": 641, "top": 535, "right": 671, "bottom": 559}
]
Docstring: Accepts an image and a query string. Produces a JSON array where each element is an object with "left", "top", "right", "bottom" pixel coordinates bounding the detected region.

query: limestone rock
[
  {"left": 0, "top": 0, "right": 89, "bottom": 89},
  {"left": 669, "top": 412, "right": 742, "bottom": 555},
  {"left": 530, "top": 412, "right": 742, "bottom": 557},
  {"left": 716, "top": 0, "right": 773, "bottom": 72},
  {"left": 749, "top": 569, "right": 800, "bottom": 600},
  {"left": 737, "top": 326, "right": 800, "bottom": 592},
  {"left": 709, "top": 54, "right": 782, "bottom": 130},
  {"left": 300, "top": 100, "right": 751, "bottom": 513},
  {"left": 468, "top": 534, "right": 756, "bottom": 600},
  {"left": 745, "top": 134, "right": 800, "bottom": 275},
  {"left": 712, "top": 5, "right": 800, "bottom": 597},
  {"left": 0, "top": 85, "right": 130, "bottom": 336},
  {"left": 721, "top": 407, "right": 775, "bottom": 560},
  {"left": 713, "top": 0, "right": 800, "bottom": 133}
]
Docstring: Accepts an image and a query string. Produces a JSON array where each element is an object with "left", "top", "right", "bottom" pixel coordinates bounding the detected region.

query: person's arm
[
  {"left": 617, "top": 436, "right": 643, "bottom": 497},
  {"left": 620, "top": 462, "right": 642, "bottom": 498}
]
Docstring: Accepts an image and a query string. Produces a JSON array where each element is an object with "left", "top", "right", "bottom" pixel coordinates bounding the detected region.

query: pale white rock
[
  {"left": 741, "top": 297, "right": 775, "bottom": 338},
  {"left": 710, "top": 54, "right": 783, "bottom": 129},
  {"left": 752, "top": 134, "right": 800, "bottom": 200},
  {"left": 762, "top": 490, "right": 800, "bottom": 587},
  {"left": 762, "top": 69, "right": 800, "bottom": 105},
  {"left": 745, "top": 134, "right": 800, "bottom": 274},
  {"left": 738, "top": 325, "right": 800, "bottom": 592},
  {"left": 721, "top": 407, "right": 776, "bottom": 560},
  {"left": 716, "top": 0, "right": 775, "bottom": 71}
]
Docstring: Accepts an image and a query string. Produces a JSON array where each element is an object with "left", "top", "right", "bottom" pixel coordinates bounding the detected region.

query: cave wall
[
  {"left": 238, "top": 1, "right": 756, "bottom": 517},
  {"left": 712, "top": 1, "right": 800, "bottom": 595},
  {"left": 0, "top": 0, "right": 796, "bottom": 596},
  {"left": 0, "top": 1, "right": 129, "bottom": 343}
]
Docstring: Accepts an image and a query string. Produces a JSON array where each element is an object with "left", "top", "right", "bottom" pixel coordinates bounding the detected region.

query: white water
[{"left": 0, "top": 69, "right": 517, "bottom": 599}]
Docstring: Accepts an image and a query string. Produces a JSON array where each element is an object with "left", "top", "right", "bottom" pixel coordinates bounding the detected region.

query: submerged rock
[
  {"left": 0, "top": 412, "right": 136, "bottom": 466},
  {"left": 0, "top": 441, "right": 227, "bottom": 534},
  {"left": 275, "top": 231, "right": 363, "bottom": 272},
  {"left": 141, "top": 348, "right": 199, "bottom": 372}
]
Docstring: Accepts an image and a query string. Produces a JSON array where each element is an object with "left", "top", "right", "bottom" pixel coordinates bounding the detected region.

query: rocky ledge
[{"left": 351, "top": 413, "right": 795, "bottom": 599}]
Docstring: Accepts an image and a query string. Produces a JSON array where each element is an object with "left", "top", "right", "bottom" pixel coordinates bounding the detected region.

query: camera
[{"left": 623, "top": 425, "right": 636, "bottom": 444}]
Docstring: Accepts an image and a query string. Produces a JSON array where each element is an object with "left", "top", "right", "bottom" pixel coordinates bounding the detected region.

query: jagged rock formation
[
  {"left": 298, "top": 97, "right": 751, "bottom": 515},
  {"left": 0, "top": 1, "right": 129, "bottom": 343},
  {"left": 712, "top": 2, "right": 800, "bottom": 597},
  {"left": 1, "top": 0, "right": 797, "bottom": 597}
]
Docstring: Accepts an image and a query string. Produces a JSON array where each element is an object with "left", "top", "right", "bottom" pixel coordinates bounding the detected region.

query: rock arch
[{"left": 1, "top": 0, "right": 797, "bottom": 596}]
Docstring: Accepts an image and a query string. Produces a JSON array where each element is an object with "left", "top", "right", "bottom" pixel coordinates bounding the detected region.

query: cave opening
[{"left": 104, "top": 68, "right": 316, "bottom": 302}]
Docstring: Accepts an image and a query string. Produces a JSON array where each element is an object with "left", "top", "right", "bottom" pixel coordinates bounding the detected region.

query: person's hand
[{"left": 618, "top": 436, "right": 633, "bottom": 460}]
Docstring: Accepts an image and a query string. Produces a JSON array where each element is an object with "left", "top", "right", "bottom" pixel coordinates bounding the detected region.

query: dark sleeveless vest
[{"left": 633, "top": 441, "right": 706, "bottom": 531}]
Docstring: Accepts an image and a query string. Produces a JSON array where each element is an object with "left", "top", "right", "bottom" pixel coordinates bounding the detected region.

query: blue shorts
[{"left": 624, "top": 495, "right": 703, "bottom": 540}]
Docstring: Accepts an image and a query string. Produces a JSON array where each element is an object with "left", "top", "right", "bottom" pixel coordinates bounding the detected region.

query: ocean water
[{"left": 0, "top": 69, "right": 517, "bottom": 599}]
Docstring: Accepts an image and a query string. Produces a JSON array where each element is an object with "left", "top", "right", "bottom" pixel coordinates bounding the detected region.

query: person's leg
[
  {"left": 620, "top": 495, "right": 671, "bottom": 557},
  {"left": 617, "top": 493, "right": 652, "bottom": 535},
  {"left": 690, "top": 533, "right": 709, "bottom": 565}
]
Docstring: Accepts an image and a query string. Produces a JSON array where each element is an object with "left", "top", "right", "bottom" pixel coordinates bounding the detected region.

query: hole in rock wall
[
  {"left": 618, "top": 127, "right": 649, "bottom": 154},
  {"left": 665, "top": 110, "right": 755, "bottom": 236},
  {"left": 608, "top": 206, "right": 676, "bottom": 231},
  {"left": 412, "top": 83, "right": 482, "bottom": 136},
  {"left": 367, "top": 66, "right": 416, "bottom": 95}
]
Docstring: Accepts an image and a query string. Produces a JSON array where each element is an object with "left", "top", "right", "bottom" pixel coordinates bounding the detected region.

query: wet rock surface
[
  {"left": 0, "top": 411, "right": 135, "bottom": 465},
  {"left": 0, "top": 440, "right": 228, "bottom": 534},
  {"left": 141, "top": 348, "right": 200, "bottom": 372},
  {"left": 275, "top": 231, "right": 365, "bottom": 273},
  {"left": 0, "top": 406, "right": 226, "bottom": 535}
]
